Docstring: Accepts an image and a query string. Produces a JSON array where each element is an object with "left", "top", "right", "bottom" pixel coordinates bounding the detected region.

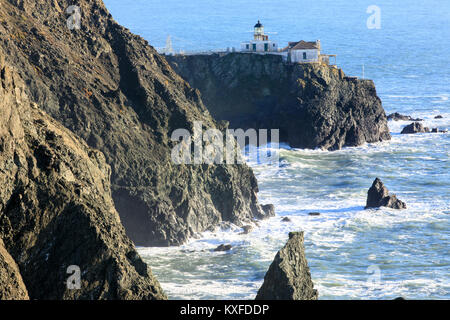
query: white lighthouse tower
[
  {"left": 241, "top": 20, "right": 278, "bottom": 53},
  {"left": 254, "top": 20, "right": 265, "bottom": 41}
]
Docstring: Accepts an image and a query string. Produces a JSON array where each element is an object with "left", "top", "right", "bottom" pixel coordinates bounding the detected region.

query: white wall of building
[
  {"left": 241, "top": 41, "right": 278, "bottom": 52},
  {"left": 290, "top": 49, "right": 319, "bottom": 63}
]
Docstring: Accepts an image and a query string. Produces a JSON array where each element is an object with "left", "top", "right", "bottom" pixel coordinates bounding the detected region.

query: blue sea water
[{"left": 104, "top": 0, "right": 450, "bottom": 299}]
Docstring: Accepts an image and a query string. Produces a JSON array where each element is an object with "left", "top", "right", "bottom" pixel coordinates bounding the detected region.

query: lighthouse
[
  {"left": 241, "top": 20, "right": 278, "bottom": 53},
  {"left": 254, "top": 20, "right": 266, "bottom": 41}
]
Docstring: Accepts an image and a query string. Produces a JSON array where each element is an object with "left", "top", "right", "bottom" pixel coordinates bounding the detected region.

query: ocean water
[{"left": 104, "top": 0, "right": 450, "bottom": 299}]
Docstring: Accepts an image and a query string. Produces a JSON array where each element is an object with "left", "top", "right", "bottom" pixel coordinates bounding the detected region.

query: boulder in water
[
  {"left": 401, "top": 122, "right": 430, "bottom": 134},
  {"left": 365, "top": 178, "right": 406, "bottom": 209},
  {"left": 240, "top": 225, "right": 254, "bottom": 235},
  {"left": 214, "top": 244, "right": 232, "bottom": 252},
  {"left": 261, "top": 204, "right": 276, "bottom": 218}
]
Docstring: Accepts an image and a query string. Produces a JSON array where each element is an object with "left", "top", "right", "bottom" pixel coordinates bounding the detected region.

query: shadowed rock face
[
  {"left": 0, "top": 56, "right": 166, "bottom": 300},
  {"left": 256, "top": 232, "right": 318, "bottom": 300},
  {"left": 365, "top": 178, "right": 406, "bottom": 210},
  {"left": 0, "top": 0, "right": 269, "bottom": 246},
  {"left": 0, "top": 239, "right": 29, "bottom": 300},
  {"left": 166, "top": 53, "right": 391, "bottom": 151}
]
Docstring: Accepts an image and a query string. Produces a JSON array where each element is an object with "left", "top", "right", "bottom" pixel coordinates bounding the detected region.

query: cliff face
[
  {"left": 0, "top": 0, "right": 269, "bottom": 246},
  {"left": 0, "top": 55, "right": 166, "bottom": 299},
  {"left": 256, "top": 232, "right": 318, "bottom": 300},
  {"left": 0, "top": 239, "right": 29, "bottom": 300},
  {"left": 166, "top": 53, "right": 391, "bottom": 150}
]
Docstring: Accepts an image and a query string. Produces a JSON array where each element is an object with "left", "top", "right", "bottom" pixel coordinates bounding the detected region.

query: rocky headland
[{"left": 166, "top": 53, "right": 391, "bottom": 150}]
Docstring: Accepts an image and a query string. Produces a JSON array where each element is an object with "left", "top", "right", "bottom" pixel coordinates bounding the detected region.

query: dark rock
[
  {"left": 401, "top": 122, "right": 430, "bottom": 134},
  {"left": 308, "top": 212, "right": 321, "bottom": 216},
  {"left": 431, "top": 128, "right": 447, "bottom": 133},
  {"left": 0, "top": 57, "right": 166, "bottom": 300},
  {"left": 0, "top": 239, "right": 29, "bottom": 300},
  {"left": 166, "top": 53, "right": 391, "bottom": 151},
  {"left": 240, "top": 225, "right": 254, "bottom": 235},
  {"left": 260, "top": 204, "right": 276, "bottom": 218},
  {"left": 387, "top": 112, "right": 423, "bottom": 121},
  {"left": 434, "top": 115, "right": 443, "bottom": 119},
  {"left": 214, "top": 244, "right": 232, "bottom": 252},
  {"left": 0, "top": 0, "right": 267, "bottom": 246},
  {"left": 365, "top": 178, "right": 406, "bottom": 210},
  {"left": 255, "top": 232, "right": 318, "bottom": 300},
  {"left": 281, "top": 217, "right": 292, "bottom": 222}
]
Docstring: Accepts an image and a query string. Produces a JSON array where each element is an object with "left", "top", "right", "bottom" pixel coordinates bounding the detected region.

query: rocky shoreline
[{"left": 0, "top": 0, "right": 406, "bottom": 301}]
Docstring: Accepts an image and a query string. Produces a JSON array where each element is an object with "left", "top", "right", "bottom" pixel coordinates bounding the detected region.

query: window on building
[
  {"left": 246, "top": 44, "right": 249, "bottom": 50},
  {"left": 264, "top": 43, "right": 268, "bottom": 51},
  {"left": 303, "top": 52, "right": 307, "bottom": 60},
  {"left": 253, "top": 44, "right": 257, "bottom": 51}
]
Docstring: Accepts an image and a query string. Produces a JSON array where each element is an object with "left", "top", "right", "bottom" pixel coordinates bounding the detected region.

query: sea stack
[
  {"left": 256, "top": 232, "right": 318, "bottom": 300},
  {"left": 365, "top": 178, "right": 406, "bottom": 209}
]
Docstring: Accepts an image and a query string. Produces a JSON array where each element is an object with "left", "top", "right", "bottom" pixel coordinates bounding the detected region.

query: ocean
[{"left": 103, "top": 0, "right": 450, "bottom": 299}]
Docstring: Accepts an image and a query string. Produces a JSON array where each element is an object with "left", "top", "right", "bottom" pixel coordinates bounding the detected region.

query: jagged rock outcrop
[
  {"left": 166, "top": 53, "right": 391, "bottom": 150},
  {"left": 0, "top": 56, "right": 166, "bottom": 299},
  {"left": 365, "top": 178, "right": 406, "bottom": 210},
  {"left": 0, "top": 239, "right": 29, "bottom": 300},
  {"left": 387, "top": 112, "right": 423, "bottom": 121},
  {"left": 255, "top": 232, "right": 318, "bottom": 300},
  {"left": 401, "top": 122, "right": 430, "bottom": 134},
  {"left": 0, "top": 0, "right": 269, "bottom": 246}
]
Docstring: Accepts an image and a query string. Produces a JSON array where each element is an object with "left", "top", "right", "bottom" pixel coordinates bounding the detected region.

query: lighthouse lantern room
[{"left": 241, "top": 20, "right": 278, "bottom": 53}]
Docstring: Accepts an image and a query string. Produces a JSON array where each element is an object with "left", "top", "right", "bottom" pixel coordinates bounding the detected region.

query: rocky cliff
[
  {"left": 0, "top": 0, "right": 270, "bottom": 246},
  {"left": 256, "top": 232, "right": 318, "bottom": 300},
  {"left": 0, "top": 239, "right": 29, "bottom": 300},
  {"left": 166, "top": 53, "right": 391, "bottom": 150},
  {"left": 0, "top": 54, "right": 166, "bottom": 299}
]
